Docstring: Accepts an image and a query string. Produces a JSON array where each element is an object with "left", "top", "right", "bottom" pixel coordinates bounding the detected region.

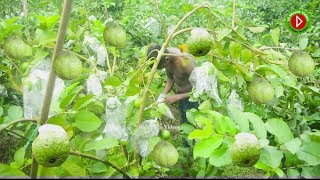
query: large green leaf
[
  {"left": 14, "top": 147, "right": 25, "bottom": 167},
  {"left": 270, "top": 27, "right": 280, "bottom": 46},
  {"left": 227, "top": 104, "right": 249, "bottom": 132},
  {"left": 259, "top": 146, "right": 283, "bottom": 169},
  {"left": 0, "top": 164, "right": 26, "bottom": 176},
  {"left": 243, "top": 112, "right": 267, "bottom": 139},
  {"left": 208, "top": 143, "right": 232, "bottom": 167},
  {"left": 84, "top": 137, "right": 119, "bottom": 151},
  {"left": 61, "top": 157, "right": 86, "bottom": 176},
  {"left": 7, "top": 105, "right": 23, "bottom": 121},
  {"left": 301, "top": 165, "right": 320, "bottom": 177},
  {"left": 74, "top": 111, "right": 101, "bottom": 132},
  {"left": 208, "top": 111, "right": 237, "bottom": 136},
  {"left": 105, "top": 76, "right": 122, "bottom": 87},
  {"left": 265, "top": 118, "right": 294, "bottom": 144},
  {"left": 296, "top": 141, "right": 320, "bottom": 166},
  {"left": 216, "top": 28, "right": 232, "bottom": 41},
  {"left": 74, "top": 94, "right": 95, "bottom": 111},
  {"left": 283, "top": 138, "right": 301, "bottom": 154},
  {"left": 299, "top": 37, "right": 308, "bottom": 50},
  {"left": 188, "top": 116, "right": 213, "bottom": 140},
  {"left": 193, "top": 134, "right": 223, "bottom": 159}
]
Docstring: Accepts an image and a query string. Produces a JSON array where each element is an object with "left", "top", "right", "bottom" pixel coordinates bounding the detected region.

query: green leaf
[
  {"left": 179, "top": 124, "right": 195, "bottom": 135},
  {"left": 274, "top": 168, "right": 285, "bottom": 177},
  {"left": 299, "top": 37, "right": 308, "bottom": 50},
  {"left": 229, "top": 41, "right": 242, "bottom": 59},
  {"left": 296, "top": 141, "right": 320, "bottom": 166},
  {"left": 260, "top": 146, "right": 284, "bottom": 169},
  {"left": 227, "top": 104, "right": 249, "bottom": 132},
  {"left": 7, "top": 106, "right": 23, "bottom": 121},
  {"left": 287, "top": 169, "right": 300, "bottom": 177},
  {"left": 198, "top": 100, "right": 212, "bottom": 111},
  {"left": 34, "top": 29, "right": 57, "bottom": 45},
  {"left": 74, "top": 111, "right": 101, "bottom": 132},
  {"left": 88, "top": 162, "right": 108, "bottom": 174},
  {"left": 208, "top": 143, "right": 232, "bottom": 167},
  {"left": 59, "top": 85, "right": 83, "bottom": 109},
  {"left": 243, "top": 112, "right": 267, "bottom": 139},
  {"left": 61, "top": 157, "right": 86, "bottom": 176},
  {"left": 266, "top": 75, "right": 284, "bottom": 98},
  {"left": 301, "top": 165, "right": 320, "bottom": 177},
  {"left": 105, "top": 76, "right": 122, "bottom": 87},
  {"left": 256, "top": 64, "right": 287, "bottom": 77},
  {"left": 14, "top": 147, "right": 25, "bottom": 167},
  {"left": 74, "top": 94, "right": 95, "bottom": 111},
  {"left": 188, "top": 116, "right": 213, "bottom": 139},
  {"left": 0, "top": 164, "right": 26, "bottom": 176},
  {"left": 193, "top": 134, "right": 223, "bottom": 159},
  {"left": 270, "top": 27, "right": 280, "bottom": 46},
  {"left": 84, "top": 137, "right": 119, "bottom": 151},
  {"left": 37, "top": 165, "right": 58, "bottom": 176},
  {"left": 0, "top": 107, "right": 3, "bottom": 117},
  {"left": 47, "top": 115, "right": 74, "bottom": 139},
  {"left": 216, "top": 28, "right": 232, "bottom": 41},
  {"left": 265, "top": 118, "right": 294, "bottom": 144},
  {"left": 283, "top": 138, "right": 301, "bottom": 154},
  {"left": 208, "top": 111, "right": 237, "bottom": 136},
  {"left": 247, "top": 26, "right": 266, "bottom": 33}
]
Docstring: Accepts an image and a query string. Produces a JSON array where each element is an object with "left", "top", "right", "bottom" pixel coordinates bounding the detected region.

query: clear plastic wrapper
[
  {"left": 189, "top": 61, "right": 222, "bottom": 105},
  {"left": 86, "top": 74, "right": 102, "bottom": 97},
  {"left": 130, "top": 119, "right": 160, "bottom": 157},
  {"left": 23, "top": 59, "right": 65, "bottom": 119},
  {"left": 103, "top": 97, "right": 128, "bottom": 141},
  {"left": 227, "top": 89, "right": 244, "bottom": 111}
]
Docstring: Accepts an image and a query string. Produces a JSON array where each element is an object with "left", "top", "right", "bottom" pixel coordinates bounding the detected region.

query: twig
[
  {"left": 259, "top": 46, "right": 300, "bottom": 51},
  {"left": 171, "top": 27, "right": 214, "bottom": 39},
  {"left": 30, "top": 0, "right": 73, "bottom": 178},
  {"left": 232, "top": 0, "right": 236, "bottom": 28},
  {"left": 69, "top": 151, "right": 131, "bottom": 179},
  {"left": 0, "top": 119, "right": 36, "bottom": 132},
  {"left": 111, "top": 52, "right": 117, "bottom": 76},
  {"left": 153, "top": 0, "right": 166, "bottom": 36}
]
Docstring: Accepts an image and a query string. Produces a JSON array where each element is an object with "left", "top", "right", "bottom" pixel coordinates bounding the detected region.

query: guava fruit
[
  {"left": 103, "top": 21, "right": 126, "bottom": 48},
  {"left": 32, "top": 124, "right": 70, "bottom": 167},
  {"left": 134, "top": 98, "right": 142, "bottom": 108},
  {"left": 222, "top": 164, "right": 265, "bottom": 177},
  {"left": 230, "top": 132, "right": 261, "bottom": 167},
  {"left": 288, "top": 50, "right": 315, "bottom": 77},
  {"left": 152, "top": 140, "right": 179, "bottom": 167},
  {"left": 53, "top": 51, "right": 82, "bottom": 80},
  {"left": 186, "top": 28, "right": 213, "bottom": 57},
  {"left": 161, "top": 130, "right": 171, "bottom": 140},
  {"left": 3, "top": 35, "right": 32, "bottom": 60},
  {"left": 248, "top": 78, "right": 275, "bottom": 104}
]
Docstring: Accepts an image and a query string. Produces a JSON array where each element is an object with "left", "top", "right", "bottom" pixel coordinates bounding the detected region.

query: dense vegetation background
[{"left": 0, "top": 0, "right": 319, "bottom": 177}]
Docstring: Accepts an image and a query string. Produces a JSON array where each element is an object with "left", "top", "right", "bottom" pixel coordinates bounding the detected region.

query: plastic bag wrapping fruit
[
  {"left": 130, "top": 119, "right": 160, "bottom": 157},
  {"left": 144, "top": 17, "right": 161, "bottom": 37},
  {"left": 23, "top": 58, "right": 65, "bottom": 119},
  {"left": 83, "top": 35, "right": 107, "bottom": 66},
  {"left": 103, "top": 96, "right": 128, "bottom": 141},
  {"left": 156, "top": 93, "right": 175, "bottom": 120},
  {"left": 227, "top": 89, "right": 244, "bottom": 111},
  {"left": 189, "top": 61, "right": 222, "bottom": 105},
  {"left": 86, "top": 71, "right": 107, "bottom": 97}
]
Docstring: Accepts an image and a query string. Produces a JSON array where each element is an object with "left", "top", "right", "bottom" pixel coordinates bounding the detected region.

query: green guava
[
  {"left": 288, "top": 50, "right": 315, "bottom": 77},
  {"left": 134, "top": 98, "right": 142, "bottom": 108},
  {"left": 230, "top": 132, "right": 261, "bottom": 167},
  {"left": 103, "top": 21, "right": 126, "bottom": 48},
  {"left": 248, "top": 78, "right": 275, "bottom": 104},
  {"left": 32, "top": 124, "right": 70, "bottom": 167},
  {"left": 152, "top": 140, "right": 179, "bottom": 167},
  {"left": 222, "top": 164, "right": 265, "bottom": 177},
  {"left": 3, "top": 35, "right": 32, "bottom": 60},
  {"left": 53, "top": 51, "right": 82, "bottom": 80},
  {"left": 186, "top": 28, "right": 213, "bottom": 57},
  {"left": 161, "top": 130, "right": 171, "bottom": 140}
]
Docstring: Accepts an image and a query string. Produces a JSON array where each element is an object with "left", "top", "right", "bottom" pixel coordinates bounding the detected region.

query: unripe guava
[
  {"left": 103, "top": 21, "right": 126, "bottom": 48},
  {"left": 186, "top": 28, "right": 213, "bottom": 57},
  {"left": 248, "top": 78, "right": 275, "bottom": 104},
  {"left": 161, "top": 130, "right": 171, "bottom": 140},
  {"left": 152, "top": 140, "right": 179, "bottom": 167},
  {"left": 134, "top": 98, "right": 142, "bottom": 108},
  {"left": 53, "top": 51, "right": 82, "bottom": 80},
  {"left": 32, "top": 124, "right": 70, "bottom": 167},
  {"left": 230, "top": 132, "right": 261, "bottom": 167},
  {"left": 288, "top": 51, "right": 315, "bottom": 77},
  {"left": 3, "top": 35, "right": 32, "bottom": 60}
]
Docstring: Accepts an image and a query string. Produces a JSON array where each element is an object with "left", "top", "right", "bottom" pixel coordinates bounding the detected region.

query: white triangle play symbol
[{"left": 296, "top": 15, "right": 303, "bottom": 28}]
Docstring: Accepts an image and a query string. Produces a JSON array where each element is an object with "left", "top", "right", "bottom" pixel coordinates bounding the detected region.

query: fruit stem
[
  {"left": 69, "top": 151, "right": 131, "bottom": 179},
  {"left": 30, "top": 0, "right": 73, "bottom": 178}
]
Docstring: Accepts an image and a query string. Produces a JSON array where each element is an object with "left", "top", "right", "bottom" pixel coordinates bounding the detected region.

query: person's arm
[
  {"left": 163, "top": 69, "right": 174, "bottom": 95},
  {"left": 164, "top": 93, "right": 189, "bottom": 105}
]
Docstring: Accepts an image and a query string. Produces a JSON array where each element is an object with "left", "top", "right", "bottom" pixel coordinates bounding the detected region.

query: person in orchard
[{"left": 146, "top": 44, "right": 199, "bottom": 135}]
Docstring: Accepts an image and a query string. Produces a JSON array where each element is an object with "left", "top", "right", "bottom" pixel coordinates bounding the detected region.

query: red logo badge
[{"left": 290, "top": 13, "right": 307, "bottom": 30}]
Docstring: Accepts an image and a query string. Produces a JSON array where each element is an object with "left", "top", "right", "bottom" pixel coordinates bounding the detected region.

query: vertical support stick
[{"left": 30, "top": 0, "right": 73, "bottom": 178}]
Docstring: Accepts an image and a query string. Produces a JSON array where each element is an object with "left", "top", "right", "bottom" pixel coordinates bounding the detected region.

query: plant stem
[
  {"left": 30, "top": 0, "right": 73, "bottom": 178},
  {"left": 137, "top": 2, "right": 209, "bottom": 127},
  {"left": 69, "top": 151, "right": 131, "bottom": 179},
  {"left": 232, "top": 0, "right": 236, "bottom": 28},
  {"left": 0, "top": 119, "right": 36, "bottom": 132},
  {"left": 154, "top": 0, "right": 166, "bottom": 36}
]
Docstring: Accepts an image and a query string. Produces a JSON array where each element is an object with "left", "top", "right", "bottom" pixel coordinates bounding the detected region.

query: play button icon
[{"left": 290, "top": 13, "right": 307, "bottom": 30}]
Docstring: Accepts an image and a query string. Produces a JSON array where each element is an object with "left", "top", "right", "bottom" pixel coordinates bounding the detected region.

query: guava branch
[
  {"left": 0, "top": 118, "right": 36, "bottom": 132},
  {"left": 69, "top": 151, "right": 130, "bottom": 179},
  {"left": 137, "top": 2, "right": 210, "bottom": 127}
]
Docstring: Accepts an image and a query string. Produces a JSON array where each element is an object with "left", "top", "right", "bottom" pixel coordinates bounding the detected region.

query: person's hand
[{"left": 164, "top": 95, "right": 179, "bottom": 105}]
